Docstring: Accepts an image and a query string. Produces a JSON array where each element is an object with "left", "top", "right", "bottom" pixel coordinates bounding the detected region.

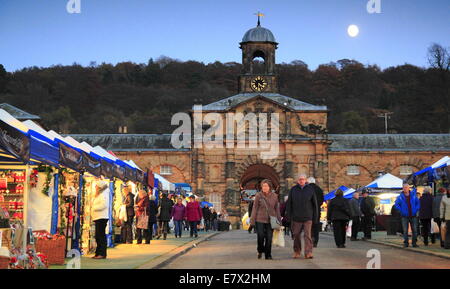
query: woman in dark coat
[
  {"left": 148, "top": 194, "right": 158, "bottom": 241},
  {"left": 156, "top": 192, "right": 174, "bottom": 240},
  {"left": 419, "top": 186, "right": 434, "bottom": 246},
  {"left": 327, "top": 189, "right": 352, "bottom": 248}
]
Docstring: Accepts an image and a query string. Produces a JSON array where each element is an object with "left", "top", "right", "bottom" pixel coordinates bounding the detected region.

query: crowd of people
[
  {"left": 91, "top": 178, "right": 450, "bottom": 261},
  {"left": 90, "top": 183, "right": 229, "bottom": 260},
  {"left": 247, "top": 174, "right": 450, "bottom": 261}
]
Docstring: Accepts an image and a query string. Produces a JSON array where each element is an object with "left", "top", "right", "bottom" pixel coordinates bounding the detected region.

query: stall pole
[
  {"left": 22, "top": 164, "right": 30, "bottom": 252},
  {"left": 72, "top": 173, "right": 83, "bottom": 252},
  {"left": 50, "top": 173, "right": 59, "bottom": 235},
  {"left": 106, "top": 179, "right": 115, "bottom": 248}
]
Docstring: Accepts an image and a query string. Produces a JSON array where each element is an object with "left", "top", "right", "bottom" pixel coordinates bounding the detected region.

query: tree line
[{"left": 0, "top": 43, "right": 448, "bottom": 134}]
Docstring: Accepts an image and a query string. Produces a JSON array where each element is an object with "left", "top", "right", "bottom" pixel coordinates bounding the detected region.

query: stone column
[{"left": 224, "top": 147, "right": 241, "bottom": 229}]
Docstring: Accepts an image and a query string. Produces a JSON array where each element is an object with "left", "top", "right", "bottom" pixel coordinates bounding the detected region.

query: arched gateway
[{"left": 240, "top": 164, "right": 280, "bottom": 193}]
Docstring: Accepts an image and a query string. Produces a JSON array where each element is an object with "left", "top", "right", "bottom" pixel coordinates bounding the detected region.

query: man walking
[
  {"left": 360, "top": 189, "right": 375, "bottom": 240},
  {"left": 349, "top": 192, "right": 362, "bottom": 241},
  {"left": 202, "top": 204, "right": 212, "bottom": 232},
  {"left": 432, "top": 188, "right": 445, "bottom": 247},
  {"left": 307, "top": 177, "right": 324, "bottom": 247},
  {"left": 286, "top": 174, "right": 318, "bottom": 259},
  {"left": 394, "top": 184, "right": 420, "bottom": 247}
]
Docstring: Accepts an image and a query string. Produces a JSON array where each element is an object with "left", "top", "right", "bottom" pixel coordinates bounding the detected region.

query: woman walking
[
  {"left": 186, "top": 195, "right": 202, "bottom": 238},
  {"left": 440, "top": 188, "right": 450, "bottom": 249},
  {"left": 250, "top": 179, "right": 281, "bottom": 260},
  {"left": 172, "top": 197, "right": 186, "bottom": 238},
  {"left": 327, "top": 189, "right": 352, "bottom": 248},
  {"left": 156, "top": 192, "right": 174, "bottom": 240},
  {"left": 135, "top": 190, "right": 150, "bottom": 244},
  {"left": 92, "top": 181, "right": 109, "bottom": 259},
  {"left": 148, "top": 194, "right": 158, "bottom": 241}
]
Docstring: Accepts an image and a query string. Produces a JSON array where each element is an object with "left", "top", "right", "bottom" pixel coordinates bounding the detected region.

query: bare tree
[{"left": 427, "top": 43, "right": 450, "bottom": 71}]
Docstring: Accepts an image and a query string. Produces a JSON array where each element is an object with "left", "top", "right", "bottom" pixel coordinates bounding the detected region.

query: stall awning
[
  {"left": 324, "top": 186, "right": 354, "bottom": 201},
  {"left": 365, "top": 173, "right": 403, "bottom": 189}
]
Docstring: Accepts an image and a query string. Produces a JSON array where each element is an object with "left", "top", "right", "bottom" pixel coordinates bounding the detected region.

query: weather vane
[{"left": 254, "top": 11, "right": 264, "bottom": 27}]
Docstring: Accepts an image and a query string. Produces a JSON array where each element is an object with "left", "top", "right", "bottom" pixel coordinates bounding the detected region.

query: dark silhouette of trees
[{"left": 0, "top": 44, "right": 448, "bottom": 134}]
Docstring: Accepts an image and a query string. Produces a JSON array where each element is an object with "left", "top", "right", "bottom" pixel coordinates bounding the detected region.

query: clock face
[{"left": 250, "top": 76, "right": 268, "bottom": 92}]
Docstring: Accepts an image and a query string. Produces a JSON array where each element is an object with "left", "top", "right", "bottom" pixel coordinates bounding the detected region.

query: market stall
[
  {"left": 0, "top": 110, "right": 62, "bottom": 268},
  {"left": 406, "top": 156, "right": 450, "bottom": 190},
  {"left": 362, "top": 173, "right": 404, "bottom": 231}
]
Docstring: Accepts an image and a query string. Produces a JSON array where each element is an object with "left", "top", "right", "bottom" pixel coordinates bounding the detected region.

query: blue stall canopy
[
  {"left": 200, "top": 201, "right": 213, "bottom": 208},
  {"left": 0, "top": 109, "right": 31, "bottom": 163},
  {"left": 324, "top": 186, "right": 355, "bottom": 201},
  {"left": 175, "top": 183, "right": 192, "bottom": 192},
  {"left": 27, "top": 130, "right": 59, "bottom": 167},
  {"left": 405, "top": 156, "right": 450, "bottom": 185}
]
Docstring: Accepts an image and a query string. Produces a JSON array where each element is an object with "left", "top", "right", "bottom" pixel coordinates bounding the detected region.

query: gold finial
[{"left": 254, "top": 11, "right": 264, "bottom": 27}]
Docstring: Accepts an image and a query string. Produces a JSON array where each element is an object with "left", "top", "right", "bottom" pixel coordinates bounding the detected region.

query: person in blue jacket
[{"left": 394, "top": 183, "right": 421, "bottom": 248}]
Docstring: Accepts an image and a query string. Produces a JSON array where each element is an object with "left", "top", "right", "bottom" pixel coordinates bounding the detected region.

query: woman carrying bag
[
  {"left": 92, "top": 181, "right": 110, "bottom": 259},
  {"left": 250, "top": 179, "right": 281, "bottom": 260},
  {"left": 136, "top": 190, "right": 150, "bottom": 244}
]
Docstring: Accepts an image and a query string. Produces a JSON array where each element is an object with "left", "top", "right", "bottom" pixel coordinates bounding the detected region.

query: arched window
[
  {"left": 251, "top": 50, "right": 266, "bottom": 74},
  {"left": 208, "top": 192, "right": 222, "bottom": 213},
  {"left": 160, "top": 165, "right": 172, "bottom": 175},
  {"left": 347, "top": 165, "right": 360, "bottom": 176},
  {"left": 399, "top": 165, "right": 413, "bottom": 175}
]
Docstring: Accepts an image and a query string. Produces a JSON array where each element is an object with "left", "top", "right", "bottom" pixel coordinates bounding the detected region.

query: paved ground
[
  {"left": 367, "top": 231, "right": 450, "bottom": 258},
  {"left": 50, "top": 231, "right": 215, "bottom": 269},
  {"left": 162, "top": 230, "right": 450, "bottom": 269}
]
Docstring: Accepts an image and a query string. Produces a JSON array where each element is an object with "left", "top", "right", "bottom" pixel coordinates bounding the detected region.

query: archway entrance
[{"left": 240, "top": 164, "right": 280, "bottom": 193}]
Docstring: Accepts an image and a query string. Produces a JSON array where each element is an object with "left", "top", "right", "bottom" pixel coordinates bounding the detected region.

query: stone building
[{"left": 71, "top": 23, "right": 450, "bottom": 226}]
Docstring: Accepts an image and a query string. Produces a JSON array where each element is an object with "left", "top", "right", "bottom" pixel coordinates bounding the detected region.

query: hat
[
  {"left": 97, "top": 181, "right": 109, "bottom": 192},
  {"left": 189, "top": 195, "right": 195, "bottom": 199}
]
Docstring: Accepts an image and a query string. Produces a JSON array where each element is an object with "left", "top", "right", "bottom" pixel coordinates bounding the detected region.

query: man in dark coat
[
  {"left": 349, "top": 192, "right": 362, "bottom": 241},
  {"left": 122, "top": 184, "right": 135, "bottom": 244},
  {"left": 432, "top": 188, "right": 445, "bottom": 247},
  {"left": 156, "top": 192, "right": 174, "bottom": 240},
  {"left": 202, "top": 204, "right": 212, "bottom": 232},
  {"left": 360, "top": 189, "right": 375, "bottom": 240},
  {"left": 307, "top": 177, "right": 324, "bottom": 247},
  {"left": 286, "top": 174, "right": 318, "bottom": 259},
  {"left": 419, "top": 186, "right": 434, "bottom": 246},
  {"left": 247, "top": 196, "right": 255, "bottom": 233}
]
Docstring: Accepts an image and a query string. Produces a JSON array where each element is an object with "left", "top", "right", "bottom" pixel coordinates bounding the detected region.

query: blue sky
[{"left": 0, "top": 0, "right": 449, "bottom": 72}]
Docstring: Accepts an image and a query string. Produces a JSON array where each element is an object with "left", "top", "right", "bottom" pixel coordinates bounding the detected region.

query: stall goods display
[
  {"left": 0, "top": 171, "right": 25, "bottom": 222},
  {"left": 33, "top": 231, "right": 66, "bottom": 265}
]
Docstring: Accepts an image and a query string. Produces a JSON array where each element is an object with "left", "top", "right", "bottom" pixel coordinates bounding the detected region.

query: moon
[{"left": 347, "top": 24, "right": 359, "bottom": 37}]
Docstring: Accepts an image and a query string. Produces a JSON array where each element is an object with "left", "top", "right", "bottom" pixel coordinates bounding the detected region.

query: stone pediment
[{"left": 200, "top": 93, "right": 327, "bottom": 112}]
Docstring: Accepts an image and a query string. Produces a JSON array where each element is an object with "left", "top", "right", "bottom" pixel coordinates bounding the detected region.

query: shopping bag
[
  {"left": 346, "top": 220, "right": 352, "bottom": 237},
  {"left": 137, "top": 212, "right": 149, "bottom": 229},
  {"left": 272, "top": 227, "right": 285, "bottom": 247},
  {"left": 118, "top": 205, "right": 127, "bottom": 222},
  {"left": 442, "top": 222, "right": 447, "bottom": 242},
  {"left": 431, "top": 219, "right": 439, "bottom": 234}
]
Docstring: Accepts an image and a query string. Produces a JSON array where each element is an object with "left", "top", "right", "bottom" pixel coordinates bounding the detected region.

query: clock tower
[{"left": 238, "top": 15, "right": 278, "bottom": 93}]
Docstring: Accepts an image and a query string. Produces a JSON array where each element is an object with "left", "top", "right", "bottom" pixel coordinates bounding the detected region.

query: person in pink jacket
[{"left": 185, "top": 195, "right": 203, "bottom": 238}]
